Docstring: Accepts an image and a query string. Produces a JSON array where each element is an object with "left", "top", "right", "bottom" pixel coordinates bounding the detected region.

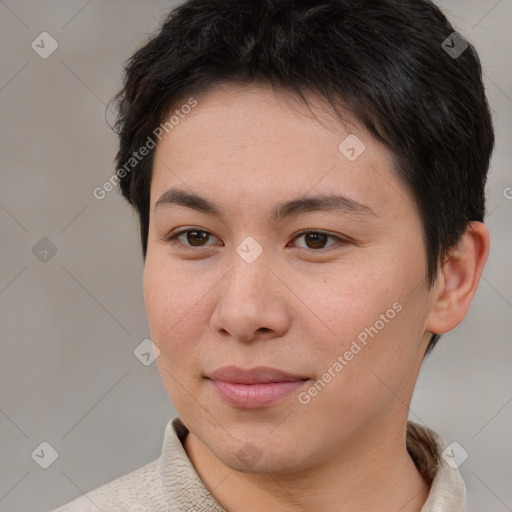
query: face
[{"left": 144, "top": 83, "right": 435, "bottom": 473}]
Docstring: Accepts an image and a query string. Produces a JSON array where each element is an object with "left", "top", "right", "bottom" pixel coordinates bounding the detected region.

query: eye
[
  {"left": 291, "top": 230, "right": 348, "bottom": 250},
  {"left": 163, "top": 228, "right": 220, "bottom": 248}
]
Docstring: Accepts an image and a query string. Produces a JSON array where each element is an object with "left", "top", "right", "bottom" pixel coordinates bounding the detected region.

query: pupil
[
  {"left": 307, "top": 233, "right": 326, "bottom": 249},
  {"left": 188, "top": 231, "right": 208, "bottom": 246}
]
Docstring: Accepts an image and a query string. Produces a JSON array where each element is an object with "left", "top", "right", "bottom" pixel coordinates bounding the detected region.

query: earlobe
[{"left": 425, "top": 221, "right": 490, "bottom": 335}]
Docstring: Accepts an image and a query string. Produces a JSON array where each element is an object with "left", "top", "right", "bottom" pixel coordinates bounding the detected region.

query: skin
[{"left": 143, "top": 83, "right": 490, "bottom": 512}]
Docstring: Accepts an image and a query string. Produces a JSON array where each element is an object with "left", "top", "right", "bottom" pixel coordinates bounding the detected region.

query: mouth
[
  {"left": 206, "top": 365, "right": 310, "bottom": 409},
  {"left": 206, "top": 365, "right": 309, "bottom": 384}
]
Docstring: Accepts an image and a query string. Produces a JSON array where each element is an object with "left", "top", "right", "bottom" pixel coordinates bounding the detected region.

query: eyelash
[{"left": 162, "top": 228, "right": 350, "bottom": 251}]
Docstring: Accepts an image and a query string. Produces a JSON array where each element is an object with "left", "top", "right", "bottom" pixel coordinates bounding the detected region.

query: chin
[{"left": 211, "top": 433, "right": 310, "bottom": 475}]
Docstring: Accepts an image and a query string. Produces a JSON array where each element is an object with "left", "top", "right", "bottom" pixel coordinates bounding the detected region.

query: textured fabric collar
[
  {"left": 157, "top": 416, "right": 227, "bottom": 511},
  {"left": 161, "top": 416, "right": 466, "bottom": 512}
]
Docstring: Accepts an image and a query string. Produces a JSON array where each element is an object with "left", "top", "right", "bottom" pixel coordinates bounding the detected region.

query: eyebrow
[{"left": 154, "top": 188, "right": 377, "bottom": 222}]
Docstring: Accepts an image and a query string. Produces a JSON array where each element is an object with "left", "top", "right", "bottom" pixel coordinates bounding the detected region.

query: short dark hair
[{"left": 111, "top": 0, "right": 494, "bottom": 354}]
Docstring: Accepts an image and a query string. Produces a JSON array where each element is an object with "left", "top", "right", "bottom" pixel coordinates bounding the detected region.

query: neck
[{"left": 183, "top": 418, "right": 430, "bottom": 512}]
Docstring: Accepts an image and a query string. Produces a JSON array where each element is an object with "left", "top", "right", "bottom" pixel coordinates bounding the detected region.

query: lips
[
  {"left": 206, "top": 365, "right": 309, "bottom": 384},
  {"left": 206, "top": 366, "right": 310, "bottom": 409}
]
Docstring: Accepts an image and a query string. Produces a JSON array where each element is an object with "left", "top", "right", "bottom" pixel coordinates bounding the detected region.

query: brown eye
[
  {"left": 164, "top": 229, "right": 219, "bottom": 248},
  {"left": 304, "top": 232, "right": 329, "bottom": 249},
  {"left": 293, "top": 230, "right": 345, "bottom": 250},
  {"left": 186, "top": 230, "right": 210, "bottom": 246}
]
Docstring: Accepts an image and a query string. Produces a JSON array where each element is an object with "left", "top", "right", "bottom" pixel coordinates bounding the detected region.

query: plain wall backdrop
[{"left": 0, "top": 1, "right": 511, "bottom": 511}]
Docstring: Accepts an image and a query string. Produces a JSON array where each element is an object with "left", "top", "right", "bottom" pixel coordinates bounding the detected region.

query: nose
[{"left": 210, "top": 250, "right": 291, "bottom": 343}]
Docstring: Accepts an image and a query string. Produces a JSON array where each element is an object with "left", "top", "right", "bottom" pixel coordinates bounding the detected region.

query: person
[{"left": 52, "top": 0, "right": 494, "bottom": 510}]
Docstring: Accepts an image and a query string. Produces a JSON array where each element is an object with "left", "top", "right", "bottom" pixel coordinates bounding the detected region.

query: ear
[{"left": 425, "top": 221, "right": 490, "bottom": 335}]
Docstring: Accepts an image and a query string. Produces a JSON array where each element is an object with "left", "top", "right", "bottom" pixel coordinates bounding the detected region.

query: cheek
[
  {"left": 298, "top": 301, "right": 418, "bottom": 438},
  {"left": 144, "top": 258, "right": 206, "bottom": 409},
  {"left": 144, "top": 253, "right": 203, "bottom": 328},
  {"left": 143, "top": 253, "right": 221, "bottom": 381},
  {"left": 143, "top": 257, "right": 196, "bottom": 355},
  {"left": 305, "top": 258, "right": 425, "bottom": 392},
  {"left": 310, "top": 265, "right": 396, "bottom": 350},
  {"left": 143, "top": 261, "right": 171, "bottom": 336}
]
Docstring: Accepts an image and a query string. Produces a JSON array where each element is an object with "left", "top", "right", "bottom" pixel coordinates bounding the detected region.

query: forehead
[{"left": 150, "top": 83, "right": 416, "bottom": 223}]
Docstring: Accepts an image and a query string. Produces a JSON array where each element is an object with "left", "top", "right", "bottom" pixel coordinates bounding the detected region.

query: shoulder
[{"left": 49, "top": 458, "right": 167, "bottom": 512}]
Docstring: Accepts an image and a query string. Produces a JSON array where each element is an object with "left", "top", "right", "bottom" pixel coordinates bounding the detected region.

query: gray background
[{"left": 0, "top": 1, "right": 510, "bottom": 511}]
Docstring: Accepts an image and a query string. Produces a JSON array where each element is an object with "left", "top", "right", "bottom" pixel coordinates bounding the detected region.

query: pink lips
[{"left": 206, "top": 365, "right": 309, "bottom": 409}]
